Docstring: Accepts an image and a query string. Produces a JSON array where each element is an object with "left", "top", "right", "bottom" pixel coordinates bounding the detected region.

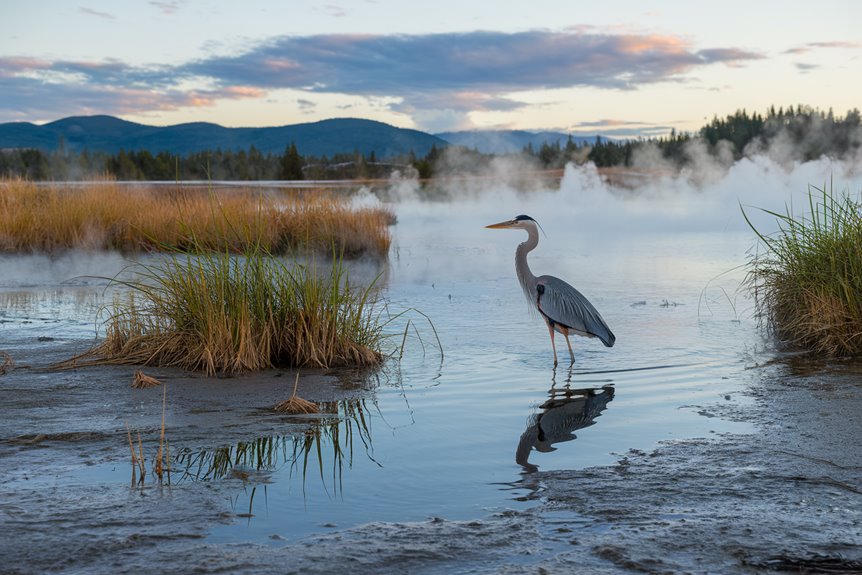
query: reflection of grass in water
[
  {"left": 744, "top": 182, "right": 862, "bottom": 356},
  {"left": 173, "top": 397, "right": 374, "bottom": 498}
]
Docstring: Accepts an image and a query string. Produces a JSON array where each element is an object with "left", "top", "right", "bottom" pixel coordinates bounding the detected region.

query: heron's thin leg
[
  {"left": 564, "top": 334, "right": 575, "bottom": 364},
  {"left": 546, "top": 321, "right": 558, "bottom": 366}
]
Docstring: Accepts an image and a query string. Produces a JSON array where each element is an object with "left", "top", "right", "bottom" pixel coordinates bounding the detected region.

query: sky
[{"left": 2, "top": 1, "right": 861, "bottom": 136}]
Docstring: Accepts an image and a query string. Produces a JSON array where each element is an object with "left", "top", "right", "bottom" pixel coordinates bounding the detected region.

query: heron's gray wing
[{"left": 536, "top": 275, "right": 616, "bottom": 347}]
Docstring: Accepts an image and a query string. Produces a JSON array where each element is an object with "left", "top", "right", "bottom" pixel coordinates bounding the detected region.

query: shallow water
[{"left": 2, "top": 166, "right": 861, "bottom": 573}]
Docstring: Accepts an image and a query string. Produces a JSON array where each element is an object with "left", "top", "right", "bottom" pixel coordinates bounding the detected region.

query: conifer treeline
[
  {"left": 528, "top": 105, "right": 861, "bottom": 169},
  {"left": 1, "top": 106, "right": 858, "bottom": 180}
]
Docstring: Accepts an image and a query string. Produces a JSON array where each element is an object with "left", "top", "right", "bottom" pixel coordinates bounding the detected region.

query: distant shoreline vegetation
[
  {"left": 1, "top": 105, "right": 859, "bottom": 181},
  {"left": 0, "top": 180, "right": 393, "bottom": 258}
]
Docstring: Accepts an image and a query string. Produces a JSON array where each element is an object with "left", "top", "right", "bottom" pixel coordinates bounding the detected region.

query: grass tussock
[
  {"left": 744, "top": 182, "right": 862, "bottom": 356},
  {"left": 63, "top": 239, "right": 385, "bottom": 374},
  {"left": 273, "top": 373, "right": 319, "bottom": 414},
  {"left": 0, "top": 179, "right": 392, "bottom": 258}
]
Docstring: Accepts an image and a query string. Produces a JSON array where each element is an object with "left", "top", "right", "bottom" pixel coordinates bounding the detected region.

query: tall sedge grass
[
  {"left": 67, "top": 241, "right": 385, "bottom": 374},
  {"left": 0, "top": 179, "right": 392, "bottom": 258},
  {"left": 743, "top": 182, "right": 862, "bottom": 356}
]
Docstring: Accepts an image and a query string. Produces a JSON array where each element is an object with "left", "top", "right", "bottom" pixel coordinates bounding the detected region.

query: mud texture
[{"left": 1, "top": 338, "right": 860, "bottom": 574}]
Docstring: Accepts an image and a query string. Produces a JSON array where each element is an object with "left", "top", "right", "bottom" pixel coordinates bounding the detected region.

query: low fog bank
[
  {"left": 378, "top": 141, "right": 862, "bottom": 240},
  {"left": 363, "top": 142, "right": 862, "bottom": 298}
]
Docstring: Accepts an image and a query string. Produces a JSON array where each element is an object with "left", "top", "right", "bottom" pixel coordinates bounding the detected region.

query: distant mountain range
[{"left": 0, "top": 115, "right": 603, "bottom": 158}]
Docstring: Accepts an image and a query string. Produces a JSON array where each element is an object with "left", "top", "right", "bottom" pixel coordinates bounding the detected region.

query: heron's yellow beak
[{"left": 485, "top": 220, "right": 515, "bottom": 229}]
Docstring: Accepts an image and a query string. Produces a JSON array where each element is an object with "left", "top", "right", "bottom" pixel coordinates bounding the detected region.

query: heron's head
[
  {"left": 485, "top": 214, "right": 543, "bottom": 234},
  {"left": 485, "top": 214, "right": 535, "bottom": 230}
]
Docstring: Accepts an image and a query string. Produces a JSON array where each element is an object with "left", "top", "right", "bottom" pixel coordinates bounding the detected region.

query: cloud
[
  {"left": 571, "top": 118, "right": 678, "bottom": 138},
  {"left": 79, "top": 7, "right": 115, "bottom": 20},
  {"left": 784, "top": 40, "right": 862, "bottom": 55},
  {"left": 0, "top": 68, "right": 263, "bottom": 121},
  {"left": 0, "top": 29, "right": 764, "bottom": 126},
  {"left": 575, "top": 119, "right": 647, "bottom": 128},
  {"left": 149, "top": 1, "right": 186, "bottom": 15},
  {"left": 795, "top": 62, "right": 819, "bottom": 73},
  {"left": 323, "top": 4, "right": 347, "bottom": 17},
  {"left": 297, "top": 98, "right": 317, "bottom": 110},
  {"left": 187, "top": 31, "right": 762, "bottom": 94}
]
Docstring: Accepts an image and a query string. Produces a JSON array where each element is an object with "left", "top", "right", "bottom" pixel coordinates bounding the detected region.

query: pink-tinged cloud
[
  {"left": 222, "top": 86, "right": 266, "bottom": 98},
  {"left": 186, "top": 30, "right": 765, "bottom": 94},
  {"left": 262, "top": 58, "right": 303, "bottom": 72},
  {"left": 0, "top": 57, "right": 54, "bottom": 76},
  {"left": 616, "top": 34, "right": 688, "bottom": 56},
  {"left": 0, "top": 29, "right": 764, "bottom": 124}
]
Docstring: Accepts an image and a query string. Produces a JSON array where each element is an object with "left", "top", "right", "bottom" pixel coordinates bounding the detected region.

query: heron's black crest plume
[{"left": 514, "top": 214, "right": 547, "bottom": 238}]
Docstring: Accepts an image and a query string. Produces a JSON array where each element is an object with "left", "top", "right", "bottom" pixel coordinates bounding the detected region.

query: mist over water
[
  {"left": 378, "top": 152, "right": 862, "bottom": 306},
  {"left": 390, "top": 150, "right": 862, "bottom": 234}
]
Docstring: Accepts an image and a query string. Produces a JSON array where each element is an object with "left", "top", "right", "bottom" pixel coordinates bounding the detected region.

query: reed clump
[
  {"left": 0, "top": 179, "right": 392, "bottom": 258},
  {"left": 66, "top": 238, "right": 384, "bottom": 374},
  {"left": 744, "top": 182, "right": 862, "bottom": 356}
]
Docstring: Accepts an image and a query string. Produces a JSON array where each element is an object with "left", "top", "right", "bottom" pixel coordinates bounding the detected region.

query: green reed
[
  {"left": 743, "top": 181, "right": 862, "bottom": 356},
  {"left": 70, "top": 238, "right": 385, "bottom": 374}
]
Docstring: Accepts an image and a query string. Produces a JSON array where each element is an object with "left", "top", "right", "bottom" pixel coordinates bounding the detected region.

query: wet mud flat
[
  {"left": 526, "top": 358, "right": 862, "bottom": 575},
  {"left": 1, "top": 336, "right": 861, "bottom": 574},
  {"left": 0, "top": 336, "right": 372, "bottom": 574}
]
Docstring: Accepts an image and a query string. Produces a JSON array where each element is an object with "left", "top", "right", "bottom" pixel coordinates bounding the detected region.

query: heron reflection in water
[{"left": 516, "top": 384, "right": 615, "bottom": 472}]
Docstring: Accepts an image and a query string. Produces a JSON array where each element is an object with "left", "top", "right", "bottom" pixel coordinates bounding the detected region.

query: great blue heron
[{"left": 486, "top": 214, "right": 615, "bottom": 365}]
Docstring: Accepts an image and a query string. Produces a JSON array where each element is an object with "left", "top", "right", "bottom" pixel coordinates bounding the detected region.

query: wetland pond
[{"left": 1, "top": 162, "right": 861, "bottom": 574}]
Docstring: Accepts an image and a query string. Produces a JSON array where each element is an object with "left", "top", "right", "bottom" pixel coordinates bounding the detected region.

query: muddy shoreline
[{"left": 1, "top": 335, "right": 860, "bottom": 574}]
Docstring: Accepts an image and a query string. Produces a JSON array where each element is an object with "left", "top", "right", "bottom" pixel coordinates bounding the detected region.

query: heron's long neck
[{"left": 516, "top": 226, "right": 540, "bottom": 302}]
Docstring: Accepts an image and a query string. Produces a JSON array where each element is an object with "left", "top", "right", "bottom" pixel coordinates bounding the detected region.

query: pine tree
[{"left": 280, "top": 142, "right": 304, "bottom": 180}]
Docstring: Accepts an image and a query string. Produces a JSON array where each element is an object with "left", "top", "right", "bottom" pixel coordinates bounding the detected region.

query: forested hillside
[{"left": 1, "top": 106, "right": 858, "bottom": 180}]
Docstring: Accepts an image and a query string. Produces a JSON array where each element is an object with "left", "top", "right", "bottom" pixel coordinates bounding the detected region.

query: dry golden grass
[
  {"left": 0, "top": 351, "right": 12, "bottom": 375},
  {"left": 132, "top": 369, "right": 162, "bottom": 388},
  {"left": 0, "top": 179, "right": 392, "bottom": 258},
  {"left": 273, "top": 373, "right": 320, "bottom": 414}
]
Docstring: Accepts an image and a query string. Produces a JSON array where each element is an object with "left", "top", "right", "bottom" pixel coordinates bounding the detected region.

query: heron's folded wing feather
[{"left": 537, "top": 275, "right": 615, "bottom": 347}]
